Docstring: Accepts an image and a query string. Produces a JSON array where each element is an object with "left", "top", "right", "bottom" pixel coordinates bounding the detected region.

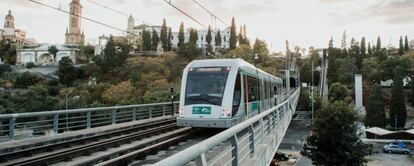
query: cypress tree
[
  {"left": 160, "top": 18, "right": 168, "bottom": 50},
  {"left": 151, "top": 29, "right": 159, "bottom": 51},
  {"left": 365, "top": 84, "right": 386, "bottom": 128},
  {"left": 206, "top": 26, "right": 212, "bottom": 54},
  {"left": 178, "top": 22, "right": 185, "bottom": 49},
  {"left": 350, "top": 39, "right": 362, "bottom": 72},
  {"left": 142, "top": 30, "right": 152, "bottom": 51},
  {"left": 368, "top": 43, "right": 372, "bottom": 55},
  {"left": 404, "top": 35, "right": 409, "bottom": 51},
  {"left": 215, "top": 30, "right": 222, "bottom": 47},
  {"left": 189, "top": 29, "right": 198, "bottom": 45},
  {"left": 398, "top": 36, "right": 404, "bottom": 56},
  {"left": 238, "top": 26, "right": 244, "bottom": 45},
  {"left": 341, "top": 31, "right": 348, "bottom": 56},
  {"left": 390, "top": 66, "right": 407, "bottom": 128},
  {"left": 376, "top": 37, "right": 382, "bottom": 51},
  {"left": 360, "top": 37, "right": 366, "bottom": 57},
  {"left": 229, "top": 17, "right": 237, "bottom": 50},
  {"left": 167, "top": 28, "right": 172, "bottom": 51}
]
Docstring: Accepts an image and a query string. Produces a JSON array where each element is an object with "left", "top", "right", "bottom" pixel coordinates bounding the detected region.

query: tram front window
[{"left": 185, "top": 67, "right": 230, "bottom": 106}]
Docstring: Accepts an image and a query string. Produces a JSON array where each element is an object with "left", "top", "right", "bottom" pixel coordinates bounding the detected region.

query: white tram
[{"left": 177, "top": 59, "right": 291, "bottom": 128}]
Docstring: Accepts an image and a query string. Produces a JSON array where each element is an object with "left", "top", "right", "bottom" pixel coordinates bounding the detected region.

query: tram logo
[{"left": 192, "top": 106, "right": 212, "bottom": 114}]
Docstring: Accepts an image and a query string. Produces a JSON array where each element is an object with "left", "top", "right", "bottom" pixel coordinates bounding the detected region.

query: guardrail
[
  {"left": 0, "top": 101, "right": 178, "bottom": 142},
  {"left": 154, "top": 89, "right": 300, "bottom": 166}
]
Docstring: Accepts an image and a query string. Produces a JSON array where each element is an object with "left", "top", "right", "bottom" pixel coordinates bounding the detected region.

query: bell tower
[
  {"left": 65, "top": 0, "right": 85, "bottom": 45},
  {"left": 4, "top": 10, "right": 15, "bottom": 29}
]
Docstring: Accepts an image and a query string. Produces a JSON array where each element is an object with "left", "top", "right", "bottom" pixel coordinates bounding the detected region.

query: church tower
[
  {"left": 4, "top": 10, "right": 15, "bottom": 29},
  {"left": 127, "top": 14, "right": 134, "bottom": 32},
  {"left": 65, "top": 0, "right": 85, "bottom": 45}
]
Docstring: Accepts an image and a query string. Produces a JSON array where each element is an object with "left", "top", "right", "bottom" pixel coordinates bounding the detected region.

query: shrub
[{"left": 26, "top": 62, "right": 36, "bottom": 69}]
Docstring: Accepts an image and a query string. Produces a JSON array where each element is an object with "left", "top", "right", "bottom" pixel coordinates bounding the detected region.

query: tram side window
[
  {"left": 232, "top": 73, "right": 241, "bottom": 114},
  {"left": 246, "top": 76, "right": 258, "bottom": 102}
]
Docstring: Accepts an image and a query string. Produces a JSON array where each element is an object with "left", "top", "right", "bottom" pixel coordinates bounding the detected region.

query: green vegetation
[
  {"left": 229, "top": 17, "right": 237, "bottom": 50},
  {"left": 390, "top": 66, "right": 407, "bottom": 128},
  {"left": 57, "top": 57, "right": 77, "bottom": 86},
  {"left": 365, "top": 84, "right": 386, "bottom": 128},
  {"left": 302, "top": 101, "right": 371, "bottom": 165},
  {"left": 160, "top": 18, "right": 168, "bottom": 50}
]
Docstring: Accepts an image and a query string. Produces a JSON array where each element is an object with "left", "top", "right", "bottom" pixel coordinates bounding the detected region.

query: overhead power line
[
  {"left": 28, "top": 0, "right": 137, "bottom": 36},
  {"left": 87, "top": 0, "right": 152, "bottom": 26},
  {"left": 162, "top": 0, "right": 206, "bottom": 28},
  {"left": 191, "top": 0, "right": 228, "bottom": 27}
]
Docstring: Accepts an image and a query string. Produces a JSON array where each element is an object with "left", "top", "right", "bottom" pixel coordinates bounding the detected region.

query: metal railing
[
  {"left": 154, "top": 89, "right": 300, "bottom": 166},
  {"left": 0, "top": 102, "right": 178, "bottom": 142}
]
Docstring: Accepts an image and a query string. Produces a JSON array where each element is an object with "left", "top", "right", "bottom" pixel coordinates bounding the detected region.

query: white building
[
  {"left": 126, "top": 16, "right": 232, "bottom": 51},
  {"left": 94, "top": 35, "right": 109, "bottom": 56},
  {"left": 17, "top": 44, "right": 80, "bottom": 66},
  {"left": 2, "top": 10, "right": 37, "bottom": 45},
  {"left": 170, "top": 27, "right": 231, "bottom": 50}
]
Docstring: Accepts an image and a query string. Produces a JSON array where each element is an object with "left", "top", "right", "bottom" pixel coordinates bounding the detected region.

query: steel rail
[
  {"left": 0, "top": 118, "right": 175, "bottom": 163},
  {"left": 4, "top": 123, "right": 180, "bottom": 166}
]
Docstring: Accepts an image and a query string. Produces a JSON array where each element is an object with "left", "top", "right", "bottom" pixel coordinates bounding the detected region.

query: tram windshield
[{"left": 185, "top": 67, "right": 230, "bottom": 106}]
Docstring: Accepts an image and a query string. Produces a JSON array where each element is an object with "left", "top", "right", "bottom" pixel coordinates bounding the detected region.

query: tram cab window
[{"left": 232, "top": 72, "right": 241, "bottom": 114}]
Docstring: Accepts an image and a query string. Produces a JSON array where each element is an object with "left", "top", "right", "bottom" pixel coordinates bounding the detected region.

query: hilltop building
[
  {"left": 17, "top": 44, "right": 80, "bottom": 66},
  {"left": 125, "top": 16, "right": 235, "bottom": 51},
  {"left": 1, "top": 10, "right": 38, "bottom": 45},
  {"left": 65, "top": 0, "right": 85, "bottom": 45}
]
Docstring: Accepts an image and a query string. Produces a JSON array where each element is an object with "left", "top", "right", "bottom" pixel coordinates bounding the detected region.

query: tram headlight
[
  {"left": 178, "top": 107, "right": 184, "bottom": 117},
  {"left": 221, "top": 108, "right": 232, "bottom": 118}
]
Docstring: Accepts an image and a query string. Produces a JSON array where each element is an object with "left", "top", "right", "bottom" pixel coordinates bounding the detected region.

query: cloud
[{"left": 366, "top": 0, "right": 414, "bottom": 25}]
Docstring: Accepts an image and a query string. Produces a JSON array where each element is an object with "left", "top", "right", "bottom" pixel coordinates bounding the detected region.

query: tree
[
  {"left": 238, "top": 26, "right": 244, "bottom": 45},
  {"left": 328, "top": 82, "right": 349, "bottom": 102},
  {"left": 160, "top": 18, "right": 168, "bottom": 50},
  {"left": 79, "top": 45, "right": 95, "bottom": 62},
  {"left": 206, "top": 25, "right": 213, "bottom": 54},
  {"left": 167, "top": 27, "right": 172, "bottom": 51},
  {"left": 349, "top": 39, "right": 362, "bottom": 72},
  {"left": 178, "top": 22, "right": 185, "bottom": 50},
  {"left": 341, "top": 31, "right": 348, "bottom": 56},
  {"left": 151, "top": 29, "right": 159, "bottom": 51},
  {"left": 360, "top": 37, "right": 366, "bottom": 57},
  {"left": 215, "top": 30, "right": 222, "bottom": 47},
  {"left": 379, "top": 57, "right": 411, "bottom": 80},
  {"left": 0, "top": 64, "right": 12, "bottom": 76},
  {"left": 398, "top": 36, "right": 404, "bottom": 56},
  {"left": 48, "top": 45, "right": 59, "bottom": 59},
  {"left": 142, "top": 30, "right": 152, "bottom": 51},
  {"left": 390, "top": 66, "right": 407, "bottom": 128},
  {"left": 376, "top": 36, "right": 382, "bottom": 51},
  {"left": 93, "top": 36, "right": 131, "bottom": 74},
  {"left": 327, "top": 38, "right": 340, "bottom": 82},
  {"left": 229, "top": 17, "right": 237, "bottom": 50},
  {"left": 58, "top": 57, "right": 77, "bottom": 86},
  {"left": 252, "top": 38, "right": 269, "bottom": 56},
  {"left": 102, "top": 81, "right": 138, "bottom": 105},
  {"left": 15, "top": 72, "right": 42, "bottom": 88},
  {"left": 368, "top": 43, "right": 372, "bottom": 55},
  {"left": 405, "top": 35, "right": 409, "bottom": 51},
  {"left": 302, "top": 101, "right": 371, "bottom": 165},
  {"left": 365, "top": 84, "right": 386, "bottom": 128}
]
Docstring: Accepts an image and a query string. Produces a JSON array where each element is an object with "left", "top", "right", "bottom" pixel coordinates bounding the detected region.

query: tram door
[{"left": 243, "top": 74, "right": 259, "bottom": 118}]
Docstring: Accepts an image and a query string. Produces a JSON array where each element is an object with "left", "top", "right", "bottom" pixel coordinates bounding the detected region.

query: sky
[{"left": 1, "top": 0, "right": 413, "bottom": 52}]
